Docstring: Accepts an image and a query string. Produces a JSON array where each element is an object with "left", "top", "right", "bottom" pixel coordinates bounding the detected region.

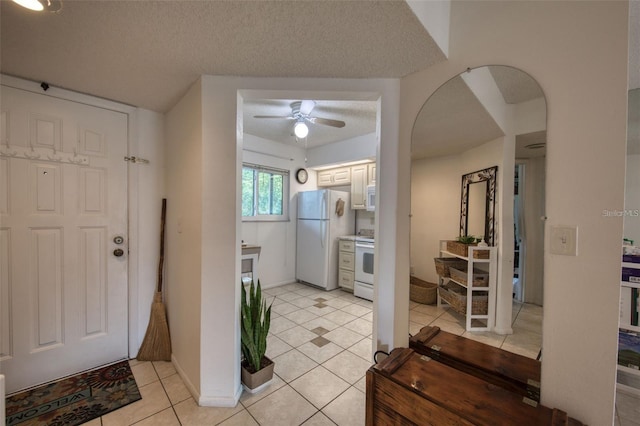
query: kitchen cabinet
[
  {"left": 351, "top": 164, "right": 367, "bottom": 209},
  {"left": 241, "top": 245, "right": 261, "bottom": 285},
  {"left": 368, "top": 163, "right": 376, "bottom": 185},
  {"left": 338, "top": 239, "right": 355, "bottom": 291},
  {"left": 317, "top": 166, "right": 351, "bottom": 187}
]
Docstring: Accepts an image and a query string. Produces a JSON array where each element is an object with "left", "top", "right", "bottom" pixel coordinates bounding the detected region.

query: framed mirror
[
  {"left": 460, "top": 166, "right": 497, "bottom": 245},
  {"left": 410, "top": 65, "right": 546, "bottom": 350}
]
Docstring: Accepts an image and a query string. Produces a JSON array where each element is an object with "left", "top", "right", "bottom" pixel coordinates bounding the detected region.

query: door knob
[{"left": 113, "top": 248, "right": 124, "bottom": 257}]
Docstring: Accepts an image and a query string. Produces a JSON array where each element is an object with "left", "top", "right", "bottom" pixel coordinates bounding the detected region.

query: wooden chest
[
  {"left": 366, "top": 347, "right": 583, "bottom": 426},
  {"left": 409, "top": 325, "right": 541, "bottom": 401}
]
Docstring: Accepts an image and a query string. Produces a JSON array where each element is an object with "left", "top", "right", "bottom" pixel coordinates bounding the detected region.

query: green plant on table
[
  {"left": 241, "top": 280, "right": 272, "bottom": 373},
  {"left": 456, "top": 235, "right": 477, "bottom": 244}
]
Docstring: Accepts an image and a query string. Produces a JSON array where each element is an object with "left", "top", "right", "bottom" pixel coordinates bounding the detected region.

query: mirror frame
[{"left": 460, "top": 165, "right": 498, "bottom": 245}]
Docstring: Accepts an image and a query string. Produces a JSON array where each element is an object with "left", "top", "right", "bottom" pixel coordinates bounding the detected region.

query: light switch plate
[{"left": 550, "top": 226, "right": 578, "bottom": 256}]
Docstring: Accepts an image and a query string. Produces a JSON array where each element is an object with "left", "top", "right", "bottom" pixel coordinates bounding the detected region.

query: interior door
[{"left": 0, "top": 85, "right": 128, "bottom": 393}]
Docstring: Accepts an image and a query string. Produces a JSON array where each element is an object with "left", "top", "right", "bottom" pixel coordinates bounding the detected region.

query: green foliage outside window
[{"left": 242, "top": 164, "right": 288, "bottom": 220}]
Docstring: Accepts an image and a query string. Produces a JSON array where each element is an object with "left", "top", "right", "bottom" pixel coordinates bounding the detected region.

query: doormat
[{"left": 5, "top": 360, "right": 141, "bottom": 426}]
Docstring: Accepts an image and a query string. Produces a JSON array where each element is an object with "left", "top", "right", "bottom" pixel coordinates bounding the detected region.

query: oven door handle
[{"left": 356, "top": 242, "right": 375, "bottom": 249}]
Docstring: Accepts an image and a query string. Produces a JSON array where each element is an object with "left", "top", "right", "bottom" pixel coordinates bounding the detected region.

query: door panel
[
  {"left": 296, "top": 219, "right": 328, "bottom": 287},
  {"left": 0, "top": 86, "right": 128, "bottom": 393}
]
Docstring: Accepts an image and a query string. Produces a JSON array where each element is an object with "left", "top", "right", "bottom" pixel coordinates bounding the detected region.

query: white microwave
[{"left": 366, "top": 184, "right": 376, "bottom": 211}]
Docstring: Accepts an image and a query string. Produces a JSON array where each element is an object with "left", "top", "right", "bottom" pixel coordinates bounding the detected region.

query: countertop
[{"left": 339, "top": 235, "right": 375, "bottom": 243}]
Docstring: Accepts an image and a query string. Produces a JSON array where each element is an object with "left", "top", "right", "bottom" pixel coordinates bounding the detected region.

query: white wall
[
  {"left": 401, "top": 2, "right": 628, "bottom": 423},
  {"left": 306, "top": 132, "right": 376, "bottom": 168},
  {"left": 410, "top": 137, "right": 504, "bottom": 284},
  {"left": 406, "top": 0, "right": 450, "bottom": 57},
  {"left": 242, "top": 134, "right": 308, "bottom": 287},
  {"left": 410, "top": 154, "right": 460, "bottom": 282},
  {"left": 129, "top": 108, "right": 165, "bottom": 355},
  {"left": 164, "top": 80, "right": 204, "bottom": 398},
  {"left": 521, "top": 156, "right": 545, "bottom": 306},
  {"left": 355, "top": 210, "right": 375, "bottom": 235}
]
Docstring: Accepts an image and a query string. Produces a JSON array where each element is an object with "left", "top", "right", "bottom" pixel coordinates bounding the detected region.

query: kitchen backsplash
[{"left": 356, "top": 210, "right": 375, "bottom": 237}]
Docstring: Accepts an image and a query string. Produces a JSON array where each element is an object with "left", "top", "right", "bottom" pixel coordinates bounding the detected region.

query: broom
[{"left": 137, "top": 198, "right": 171, "bottom": 361}]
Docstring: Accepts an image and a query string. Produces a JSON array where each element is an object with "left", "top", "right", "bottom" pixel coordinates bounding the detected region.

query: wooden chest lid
[
  {"left": 371, "top": 347, "right": 557, "bottom": 425},
  {"left": 409, "top": 326, "right": 541, "bottom": 388}
]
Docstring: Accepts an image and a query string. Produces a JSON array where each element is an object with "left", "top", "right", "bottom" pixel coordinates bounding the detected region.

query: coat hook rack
[{"left": 124, "top": 156, "right": 150, "bottom": 164}]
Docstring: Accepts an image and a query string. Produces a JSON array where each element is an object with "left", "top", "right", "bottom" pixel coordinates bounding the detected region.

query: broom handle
[{"left": 157, "top": 198, "right": 167, "bottom": 293}]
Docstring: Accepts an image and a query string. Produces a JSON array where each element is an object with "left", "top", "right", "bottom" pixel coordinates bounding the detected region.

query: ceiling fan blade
[
  {"left": 253, "top": 115, "right": 295, "bottom": 119},
  {"left": 299, "top": 100, "right": 316, "bottom": 115},
  {"left": 307, "top": 117, "right": 346, "bottom": 128}
]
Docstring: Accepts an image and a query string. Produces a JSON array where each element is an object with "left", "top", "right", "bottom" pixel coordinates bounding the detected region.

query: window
[{"left": 242, "top": 163, "right": 289, "bottom": 221}]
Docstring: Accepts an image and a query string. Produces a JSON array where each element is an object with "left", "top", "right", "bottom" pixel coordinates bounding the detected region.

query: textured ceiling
[
  {"left": 2, "top": 1, "right": 636, "bottom": 152},
  {"left": 412, "top": 74, "right": 506, "bottom": 160},
  {"left": 0, "top": 0, "right": 445, "bottom": 113},
  {"left": 489, "top": 66, "right": 544, "bottom": 105}
]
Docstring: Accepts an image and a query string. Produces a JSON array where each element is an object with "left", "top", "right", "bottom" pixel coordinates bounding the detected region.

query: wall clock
[{"left": 295, "top": 168, "right": 308, "bottom": 184}]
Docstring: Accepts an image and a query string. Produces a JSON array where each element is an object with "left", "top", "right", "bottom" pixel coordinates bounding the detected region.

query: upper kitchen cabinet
[
  {"left": 368, "top": 163, "right": 376, "bottom": 185},
  {"left": 317, "top": 166, "right": 351, "bottom": 186},
  {"left": 316, "top": 161, "right": 376, "bottom": 209},
  {"left": 352, "top": 163, "right": 376, "bottom": 209},
  {"left": 351, "top": 164, "right": 368, "bottom": 209}
]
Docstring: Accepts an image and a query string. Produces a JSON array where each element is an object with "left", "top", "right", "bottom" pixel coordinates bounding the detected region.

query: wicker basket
[
  {"left": 446, "top": 240, "right": 490, "bottom": 259},
  {"left": 434, "top": 257, "right": 467, "bottom": 278},
  {"left": 438, "top": 283, "right": 488, "bottom": 315},
  {"left": 449, "top": 266, "right": 489, "bottom": 287},
  {"left": 410, "top": 276, "right": 437, "bottom": 305}
]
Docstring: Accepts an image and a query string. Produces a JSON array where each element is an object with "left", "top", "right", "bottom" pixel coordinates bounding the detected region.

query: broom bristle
[{"left": 137, "top": 293, "right": 171, "bottom": 361}]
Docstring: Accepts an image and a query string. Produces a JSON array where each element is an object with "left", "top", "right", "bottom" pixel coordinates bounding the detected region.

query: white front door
[{"left": 0, "top": 85, "right": 129, "bottom": 393}]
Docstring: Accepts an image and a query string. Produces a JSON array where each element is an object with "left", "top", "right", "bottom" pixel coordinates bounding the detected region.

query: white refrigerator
[{"left": 296, "top": 189, "right": 354, "bottom": 290}]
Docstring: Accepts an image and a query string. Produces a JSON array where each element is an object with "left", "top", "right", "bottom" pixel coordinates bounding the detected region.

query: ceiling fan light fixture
[
  {"left": 294, "top": 121, "right": 309, "bottom": 139},
  {"left": 12, "top": 0, "right": 44, "bottom": 11},
  {"left": 12, "top": 0, "right": 62, "bottom": 12}
]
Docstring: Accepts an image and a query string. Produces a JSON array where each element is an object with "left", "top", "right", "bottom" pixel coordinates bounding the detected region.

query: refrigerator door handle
[
  {"left": 321, "top": 220, "right": 326, "bottom": 248},
  {"left": 322, "top": 191, "right": 327, "bottom": 219}
]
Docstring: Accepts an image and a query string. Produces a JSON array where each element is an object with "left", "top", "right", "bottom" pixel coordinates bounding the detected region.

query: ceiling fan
[{"left": 254, "top": 100, "right": 346, "bottom": 138}]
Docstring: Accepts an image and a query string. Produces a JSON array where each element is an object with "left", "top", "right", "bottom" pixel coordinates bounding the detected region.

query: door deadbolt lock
[
  {"left": 113, "top": 236, "right": 124, "bottom": 245},
  {"left": 113, "top": 248, "right": 124, "bottom": 257}
]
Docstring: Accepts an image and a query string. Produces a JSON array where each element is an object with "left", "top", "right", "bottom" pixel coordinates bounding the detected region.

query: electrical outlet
[{"left": 550, "top": 226, "right": 578, "bottom": 256}]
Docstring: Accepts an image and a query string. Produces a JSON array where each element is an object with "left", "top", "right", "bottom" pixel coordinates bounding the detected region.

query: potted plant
[{"left": 240, "top": 279, "right": 274, "bottom": 393}]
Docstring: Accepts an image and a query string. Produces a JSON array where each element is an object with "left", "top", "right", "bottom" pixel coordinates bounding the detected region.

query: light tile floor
[{"left": 85, "top": 282, "right": 542, "bottom": 425}]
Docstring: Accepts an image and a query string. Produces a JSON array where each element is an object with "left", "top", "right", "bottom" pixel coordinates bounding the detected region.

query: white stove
[{"left": 354, "top": 237, "right": 374, "bottom": 301}]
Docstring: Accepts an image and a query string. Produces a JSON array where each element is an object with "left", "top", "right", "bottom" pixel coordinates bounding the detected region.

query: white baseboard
[
  {"left": 171, "top": 355, "right": 200, "bottom": 403},
  {"left": 198, "top": 387, "right": 242, "bottom": 407},
  {"left": 172, "top": 354, "right": 241, "bottom": 408},
  {"left": 260, "top": 279, "right": 297, "bottom": 289},
  {"left": 493, "top": 326, "right": 514, "bottom": 335}
]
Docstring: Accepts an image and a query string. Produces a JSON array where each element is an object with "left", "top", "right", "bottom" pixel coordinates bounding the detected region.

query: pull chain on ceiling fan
[{"left": 254, "top": 100, "right": 346, "bottom": 139}]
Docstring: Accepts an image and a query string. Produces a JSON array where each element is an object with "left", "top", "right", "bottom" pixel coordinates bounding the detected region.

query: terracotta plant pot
[{"left": 241, "top": 357, "right": 274, "bottom": 393}]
